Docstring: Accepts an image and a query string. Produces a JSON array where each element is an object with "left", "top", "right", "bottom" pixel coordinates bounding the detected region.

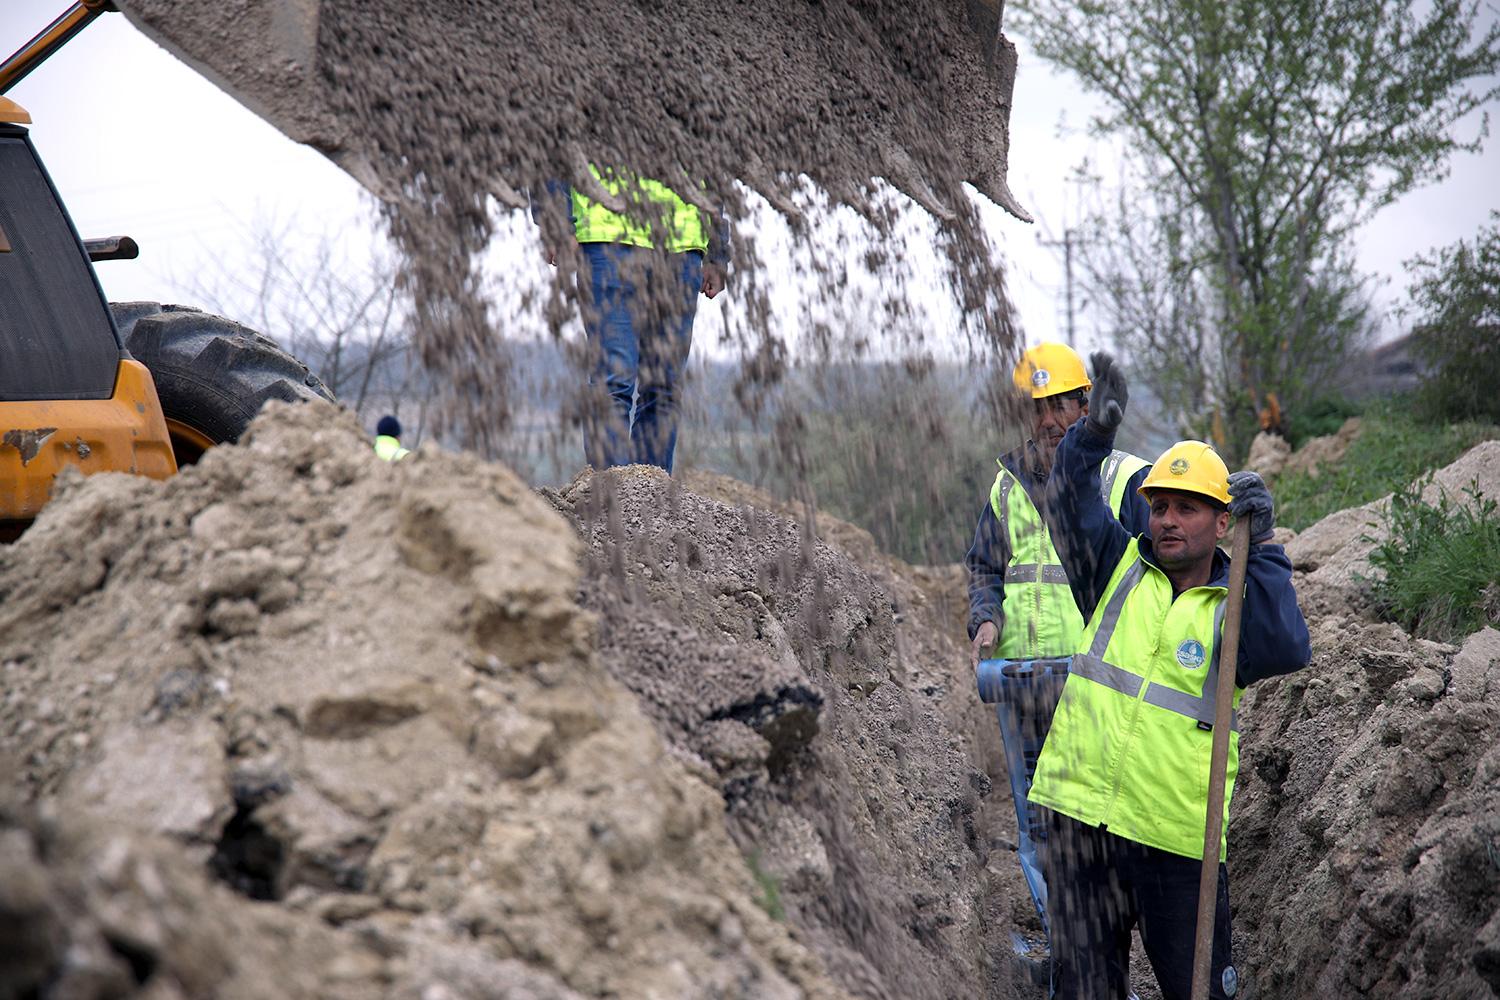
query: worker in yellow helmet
[
  {"left": 967, "top": 343, "right": 1151, "bottom": 670},
  {"left": 1030, "top": 351, "right": 1310, "bottom": 1000},
  {"left": 544, "top": 167, "right": 729, "bottom": 474},
  {"left": 965, "top": 343, "right": 1151, "bottom": 945}
]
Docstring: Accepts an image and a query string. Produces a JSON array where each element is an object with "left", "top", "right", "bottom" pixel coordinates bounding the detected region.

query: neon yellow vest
[
  {"left": 570, "top": 166, "right": 708, "bottom": 253},
  {"left": 988, "top": 449, "right": 1149, "bottom": 659},
  {"left": 1028, "top": 537, "right": 1239, "bottom": 860},
  {"left": 375, "top": 435, "right": 409, "bottom": 462}
]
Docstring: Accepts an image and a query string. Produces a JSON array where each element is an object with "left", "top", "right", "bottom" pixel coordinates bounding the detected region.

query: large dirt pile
[
  {"left": 1227, "top": 440, "right": 1500, "bottom": 999},
  {"left": 0, "top": 401, "right": 847, "bottom": 1000},
  {"left": 0, "top": 402, "right": 1034, "bottom": 1000}
]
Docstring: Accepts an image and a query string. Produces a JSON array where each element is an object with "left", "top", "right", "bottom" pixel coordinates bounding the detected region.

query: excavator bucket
[{"left": 115, "top": 0, "right": 1032, "bottom": 223}]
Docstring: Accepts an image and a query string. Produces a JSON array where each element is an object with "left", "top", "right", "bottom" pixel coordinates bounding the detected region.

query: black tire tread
[{"left": 112, "top": 305, "right": 335, "bottom": 447}]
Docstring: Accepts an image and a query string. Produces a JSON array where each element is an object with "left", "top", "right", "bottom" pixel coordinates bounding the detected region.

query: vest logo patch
[
  {"left": 1170, "top": 458, "right": 1190, "bottom": 476},
  {"left": 1176, "top": 638, "right": 1207, "bottom": 669},
  {"left": 1032, "top": 368, "right": 1051, "bottom": 388}
]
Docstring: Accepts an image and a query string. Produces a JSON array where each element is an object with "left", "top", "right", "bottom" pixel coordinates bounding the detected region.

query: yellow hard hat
[
  {"left": 1013, "top": 343, "right": 1092, "bottom": 399},
  {"left": 1138, "top": 440, "right": 1232, "bottom": 506}
]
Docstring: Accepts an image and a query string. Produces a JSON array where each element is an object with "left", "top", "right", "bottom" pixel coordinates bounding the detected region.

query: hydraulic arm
[{"left": 0, "top": 1, "right": 117, "bottom": 95}]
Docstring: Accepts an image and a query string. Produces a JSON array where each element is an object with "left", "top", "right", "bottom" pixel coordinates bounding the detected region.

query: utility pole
[{"left": 1038, "top": 228, "right": 1081, "bottom": 349}]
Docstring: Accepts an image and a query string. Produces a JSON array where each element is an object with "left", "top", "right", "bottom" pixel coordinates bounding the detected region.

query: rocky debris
[
  {"left": 1285, "top": 440, "right": 1500, "bottom": 620},
  {"left": 542, "top": 464, "right": 1023, "bottom": 1000},
  {"left": 119, "top": 0, "right": 1026, "bottom": 447},
  {"left": 0, "top": 401, "right": 848, "bottom": 1000},
  {"left": 1231, "top": 623, "right": 1500, "bottom": 999},
  {"left": 1287, "top": 418, "right": 1364, "bottom": 480},
  {"left": 1226, "top": 438, "right": 1500, "bottom": 999},
  {"left": 7, "top": 402, "right": 1497, "bottom": 1000},
  {"left": 1248, "top": 418, "right": 1364, "bottom": 483},
  {"left": 1247, "top": 431, "right": 1293, "bottom": 479}
]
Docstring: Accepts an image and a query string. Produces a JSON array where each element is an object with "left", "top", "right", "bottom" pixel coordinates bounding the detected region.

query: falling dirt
[{"left": 118, "top": 0, "right": 1026, "bottom": 449}]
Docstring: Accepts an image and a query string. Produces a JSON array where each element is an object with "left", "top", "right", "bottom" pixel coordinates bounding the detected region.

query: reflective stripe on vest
[
  {"left": 571, "top": 166, "right": 708, "bottom": 253},
  {"left": 1028, "top": 538, "right": 1237, "bottom": 860},
  {"left": 987, "top": 449, "right": 1149, "bottom": 659}
]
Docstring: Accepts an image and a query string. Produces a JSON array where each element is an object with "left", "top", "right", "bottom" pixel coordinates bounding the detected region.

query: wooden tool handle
[{"left": 1191, "top": 516, "right": 1252, "bottom": 1000}]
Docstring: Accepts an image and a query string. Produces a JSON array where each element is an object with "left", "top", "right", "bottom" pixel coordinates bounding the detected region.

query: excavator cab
[
  {"left": 0, "top": 93, "right": 177, "bottom": 539},
  {"left": 0, "top": 5, "right": 336, "bottom": 540}
]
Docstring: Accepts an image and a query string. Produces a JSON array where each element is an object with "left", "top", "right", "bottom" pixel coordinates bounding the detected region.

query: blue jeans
[{"left": 580, "top": 243, "right": 702, "bottom": 473}]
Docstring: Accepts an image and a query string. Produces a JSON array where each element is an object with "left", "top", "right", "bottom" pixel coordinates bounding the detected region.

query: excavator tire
[{"left": 111, "top": 303, "right": 335, "bottom": 467}]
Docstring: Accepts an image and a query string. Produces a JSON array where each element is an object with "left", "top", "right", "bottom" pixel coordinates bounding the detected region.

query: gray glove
[
  {"left": 1086, "top": 351, "right": 1128, "bottom": 437},
  {"left": 1227, "top": 470, "right": 1276, "bottom": 544}
]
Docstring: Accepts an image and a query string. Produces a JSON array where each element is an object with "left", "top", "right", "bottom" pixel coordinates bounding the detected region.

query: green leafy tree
[
  {"left": 1405, "top": 212, "right": 1500, "bottom": 424},
  {"left": 1011, "top": 0, "right": 1500, "bottom": 459}
]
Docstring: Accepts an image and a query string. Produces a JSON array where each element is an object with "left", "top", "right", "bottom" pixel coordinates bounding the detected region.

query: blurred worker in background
[
  {"left": 966, "top": 343, "right": 1151, "bottom": 670},
  {"left": 545, "top": 167, "right": 729, "bottom": 475},
  {"left": 1033, "top": 352, "right": 1311, "bottom": 1000},
  {"left": 374, "top": 415, "right": 409, "bottom": 462}
]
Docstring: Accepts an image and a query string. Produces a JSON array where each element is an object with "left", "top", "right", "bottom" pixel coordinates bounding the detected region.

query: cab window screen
[{"left": 0, "top": 135, "right": 119, "bottom": 401}]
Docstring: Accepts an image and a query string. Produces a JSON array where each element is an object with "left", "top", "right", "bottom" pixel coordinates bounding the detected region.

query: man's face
[
  {"left": 1148, "top": 490, "right": 1231, "bottom": 573},
  {"left": 1030, "top": 393, "right": 1085, "bottom": 471}
]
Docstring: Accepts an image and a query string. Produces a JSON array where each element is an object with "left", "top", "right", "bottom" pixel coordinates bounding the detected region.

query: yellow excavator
[{"left": 0, "top": 1, "right": 334, "bottom": 541}]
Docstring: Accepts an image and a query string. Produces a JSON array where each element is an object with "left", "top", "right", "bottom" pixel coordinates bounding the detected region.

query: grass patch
[
  {"left": 747, "top": 850, "right": 785, "bottom": 921},
  {"left": 1275, "top": 398, "right": 1500, "bottom": 532},
  {"left": 1364, "top": 477, "right": 1500, "bottom": 643}
]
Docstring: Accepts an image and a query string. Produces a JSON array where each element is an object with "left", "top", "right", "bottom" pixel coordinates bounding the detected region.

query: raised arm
[
  {"left": 1046, "top": 421, "right": 1134, "bottom": 621},
  {"left": 1044, "top": 353, "right": 1135, "bottom": 621}
]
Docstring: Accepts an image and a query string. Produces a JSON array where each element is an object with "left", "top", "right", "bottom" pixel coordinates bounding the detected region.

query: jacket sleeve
[
  {"left": 707, "top": 206, "right": 731, "bottom": 267},
  {"left": 1118, "top": 465, "right": 1152, "bottom": 536},
  {"left": 531, "top": 180, "right": 576, "bottom": 245},
  {"left": 1045, "top": 420, "right": 1134, "bottom": 622},
  {"left": 1233, "top": 543, "right": 1312, "bottom": 686},
  {"left": 965, "top": 501, "right": 1010, "bottom": 641}
]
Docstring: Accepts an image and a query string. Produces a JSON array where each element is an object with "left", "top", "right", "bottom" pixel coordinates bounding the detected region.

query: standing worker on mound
[
  {"left": 965, "top": 342, "right": 1151, "bottom": 948},
  {"left": 1032, "top": 352, "right": 1311, "bottom": 1000},
  {"left": 548, "top": 167, "right": 729, "bottom": 475}
]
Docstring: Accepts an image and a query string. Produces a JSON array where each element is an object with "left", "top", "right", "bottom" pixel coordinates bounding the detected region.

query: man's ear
[
  {"left": 1215, "top": 510, "right": 1231, "bottom": 541},
  {"left": 1080, "top": 401, "right": 1090, "bottom": 416}
]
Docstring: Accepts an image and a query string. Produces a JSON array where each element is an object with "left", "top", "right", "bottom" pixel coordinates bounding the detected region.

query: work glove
[
  {"left": 1086, "top": 351, "right": 1128, "bottom": 437},
  {"left": 1227, "top": 470, "right": 1276, "bottom": 544}
]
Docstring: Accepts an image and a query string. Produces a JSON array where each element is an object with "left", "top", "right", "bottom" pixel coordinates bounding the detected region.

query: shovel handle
[{"left": 1190, "top": 516, "right": 1252, "bottom": 1000}]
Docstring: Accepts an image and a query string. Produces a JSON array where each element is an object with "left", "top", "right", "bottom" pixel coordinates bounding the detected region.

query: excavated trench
[{"left": 1, "top": 403, "right": 1498, "bottom": 1000}]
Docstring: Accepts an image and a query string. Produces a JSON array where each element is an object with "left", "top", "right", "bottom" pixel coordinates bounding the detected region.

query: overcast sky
[{"left": 6, "top": 1, "right": 1497, "bottom": 357}]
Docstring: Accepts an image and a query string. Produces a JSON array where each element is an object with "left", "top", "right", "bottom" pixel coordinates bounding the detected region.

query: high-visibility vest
[
  {"left": 1028, "top": 537, "right": 1239, "bottom": 860},
  {"left": 988, "top": 449, "right": 1149, "bottom": 659},
  {"left": 570, "top": 166, "right": 708, "bottom": 253},
  {"left": 375, "top": 435, "right": 409, "bottom": 462}
]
